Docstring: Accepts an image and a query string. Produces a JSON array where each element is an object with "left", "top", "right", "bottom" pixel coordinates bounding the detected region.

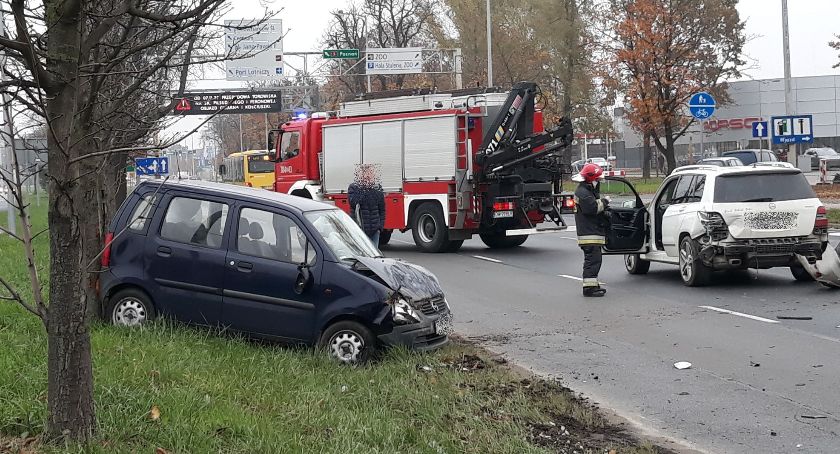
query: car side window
[
  {"left": 671, "top": 176, "right": 695, "bottom": 204},
  {"left": 128, "top": 194, "right": 157, "bottom": 232},
  {"left": 280, "top": 131, "right": 301, "bottom": 161},
  {"left": 160, "top": 197, "right": 229, "bottom": 248},
  {"left": 237, "top": 208, "right": 315, "bottom": 264},
  {"left": 657, "top": 178, "right": 679, "bottom": 206},
  {"left": 686, "top": 175, "right": 706, "bottom": 203}
]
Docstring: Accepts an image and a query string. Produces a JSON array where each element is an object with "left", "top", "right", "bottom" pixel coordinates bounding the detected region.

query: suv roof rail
[
  {"left": 752, "top": 161, "right": 796, "bottom": 169},
  {"left": 673, "top": 165, "right": 720, "bottom": 173}
]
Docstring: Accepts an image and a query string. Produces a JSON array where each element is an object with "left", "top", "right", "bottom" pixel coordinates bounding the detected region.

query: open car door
[{"left": 600, "top": 177, "right": 648, "bottom": 254}]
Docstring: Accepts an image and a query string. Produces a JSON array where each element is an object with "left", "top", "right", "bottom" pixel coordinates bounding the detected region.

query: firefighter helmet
[{"left": 573, "top": 163, "right": 604, "bottom": 183}]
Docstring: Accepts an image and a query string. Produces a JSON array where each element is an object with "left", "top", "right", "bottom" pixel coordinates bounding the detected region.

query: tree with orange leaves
[{"left": 603, "top": 0, "right": 745, "bottom": 174}]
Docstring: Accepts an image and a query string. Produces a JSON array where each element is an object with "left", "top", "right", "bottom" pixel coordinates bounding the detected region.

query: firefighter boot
[{"left": 583, "top": 286, "right": 607, "bottom": 297}]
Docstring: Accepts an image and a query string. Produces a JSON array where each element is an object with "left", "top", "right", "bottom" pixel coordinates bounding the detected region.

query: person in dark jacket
[
  {"left": 573, "top": 163, "right": 611, "bottom": 297},
  {"left": 348, "top": 164, "right": 386, "bottom": 246}
]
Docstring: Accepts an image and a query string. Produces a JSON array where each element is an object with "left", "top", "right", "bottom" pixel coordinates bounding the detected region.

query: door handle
[
  {"left": 235, "top": 261, "right": 254, "bottom": 272},
  {"left": 157, "top": 246, "right": 172, "bottom": 257}
]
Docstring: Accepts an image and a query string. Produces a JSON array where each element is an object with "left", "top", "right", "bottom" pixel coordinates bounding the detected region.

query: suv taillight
[
  {"left": 815, "top": 206, "right": 829, "bottom": 232},
  {"left": 101, "top": 232, "right": 114, "bottom": 268},
  {"left": 698, "top": 211, "right": 729, "bottom": 240}
]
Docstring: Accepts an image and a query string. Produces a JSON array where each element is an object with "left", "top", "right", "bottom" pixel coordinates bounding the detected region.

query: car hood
[{"left": 354, "top": 257, "right": 444, "bottom": 301}]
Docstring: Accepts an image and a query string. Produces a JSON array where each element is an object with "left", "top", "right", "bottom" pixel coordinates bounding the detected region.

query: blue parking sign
[{"left": 688, "top": 92, "right": 716, "bottom": 120}]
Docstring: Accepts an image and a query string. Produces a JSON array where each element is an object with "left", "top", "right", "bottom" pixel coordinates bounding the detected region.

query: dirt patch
[
  {"left": 0, "top": 436, "right": 38, "bottom": 454},
  {"left": 814, "top": 185, "right": 840, "bottom": 200},
  {"left": 440, "top": 353, "right": 488, "bottom": 372}
]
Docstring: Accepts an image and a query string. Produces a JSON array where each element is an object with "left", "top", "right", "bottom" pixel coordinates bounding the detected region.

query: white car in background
[{"left": 596, "top": 165, "right": 828, "bottom": 286}]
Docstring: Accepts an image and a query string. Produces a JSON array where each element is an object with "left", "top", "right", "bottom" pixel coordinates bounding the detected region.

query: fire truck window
[{"left": 280, "top": 131, "right": 300, "bottom": 161}]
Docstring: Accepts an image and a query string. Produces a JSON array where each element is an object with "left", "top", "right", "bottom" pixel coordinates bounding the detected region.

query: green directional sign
[{"left": 323, "top": 49, "right": 360, "bottom": 59}]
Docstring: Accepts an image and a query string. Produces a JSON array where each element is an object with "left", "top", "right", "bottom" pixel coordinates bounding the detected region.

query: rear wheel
[
  {"left": 790, "top": 265, "right": 815, "bottom": 282},
  {"left": 318, "top": 321, "right": 376, "bottom": 364},
  {"left": 107, "top": 288, "right": 156, "bottom": 327},
  {"left": 411, "top": 203, "right": 451, "bottom": 253},
  {"left": 444, "top": 240, "right": 464, "bottom": 252},
  {"left": 679, "top": 236, "right": 710, "bottom": 287},
  {"left": 480, "top": 232, "right": 528, "bottom": 249},
  {"left": 625, "top": 254, "right": 651, "bottom": 275}
]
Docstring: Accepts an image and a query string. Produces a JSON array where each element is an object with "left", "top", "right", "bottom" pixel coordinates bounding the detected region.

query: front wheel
[
  {"left": 679, "top": 236, "right": 710, "bottom": 287},
  {"left": 318, "top": 321, "right": 377, "bottom": 364},
  {"left": 480, "top": 232, "right": 528, "bottom": 249},
  {"left": 790, "top": 265, "right": 815, "bottom": 282},
  {"left": 107, "top": 288, "right": 156, "bottom": 327},
  {"left": 625, "top": 254, "right": 651, "bottom": 275}
]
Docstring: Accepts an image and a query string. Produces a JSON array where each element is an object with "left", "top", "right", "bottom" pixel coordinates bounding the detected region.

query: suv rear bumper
[{"left": 701, "top": 237, "right": 824, "bottom": 269}]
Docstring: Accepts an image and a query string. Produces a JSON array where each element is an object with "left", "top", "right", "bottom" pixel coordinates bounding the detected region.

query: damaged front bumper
[{"left": 378, "top": 310, "right": 452, "bottom": 351}]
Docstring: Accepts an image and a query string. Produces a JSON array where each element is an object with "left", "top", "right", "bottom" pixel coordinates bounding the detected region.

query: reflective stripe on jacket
[{"left": 574, "top": 182, "right": 607, "bottom": 245}]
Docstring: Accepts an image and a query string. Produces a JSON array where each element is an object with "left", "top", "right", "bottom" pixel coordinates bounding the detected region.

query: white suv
[{"left": 598, "top": 165, "right": 828, "bottom": 286}]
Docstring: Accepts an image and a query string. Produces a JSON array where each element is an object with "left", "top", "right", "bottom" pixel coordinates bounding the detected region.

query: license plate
[
  {"left": 434, "top": 314, "right": 453, "bottom": 336},
  {"left": 493, "top": 210, "right": 514, "bottom": 219}
]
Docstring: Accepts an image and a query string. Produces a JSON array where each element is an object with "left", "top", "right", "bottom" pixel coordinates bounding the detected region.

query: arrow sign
[
  {"left": 752, "top": 121, "right": 768, "bottom": 138},
  {"left": 134, "top": 157, "right": 170, "bottom": 176},
  {"left": 771, "top": 115, "right": 814, "bottom": 144}
]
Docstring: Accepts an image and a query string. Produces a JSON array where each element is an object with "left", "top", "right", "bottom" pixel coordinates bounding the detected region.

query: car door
[
  {"left": 661, "top": 175, "right": 695, "bottom": 256},
  {"left": 600, "top": 177, "right": 648, "bottom": 254},
  {"left": 221, "top": 204, "right": 320, "bottom": 342},
  {"left": 145, "top": 193, "right": 231, "bottom": 326}
]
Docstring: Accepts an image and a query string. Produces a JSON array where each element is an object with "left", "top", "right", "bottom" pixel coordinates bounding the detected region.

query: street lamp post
[
  {"left": 782, "top": 0, "right": 796, "bottom": 165},
  {"left": 486, "top": 0, "right": 493, "bottom": 87}
]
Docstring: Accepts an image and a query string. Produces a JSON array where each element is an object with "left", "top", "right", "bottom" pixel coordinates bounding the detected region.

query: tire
[
  {"left": 624, "top": 254, "right": 651, "bottom": 275},
  {"left": 480, "top": 233, "right": 528, "bottom": 249},
  {"left": 106, "top": 288, "right": 156, "bottom": 327},
  {"left": 318, "top": 321, "right": 376, "bottom": 364},
  {"left": 411, "top": 202, "right": 451, "bottom": 253},
  {"left": 790, "top": 265, "right": 815, "bottom": 282},
  {"left": 379, "top": 229, "right": 393, "bottom": 247},
  {"left": 679, "top": 236, "right": 710, "bottom": 287},
  {"left": 444, "top": 240, "right": 464, "bottom": 252}
]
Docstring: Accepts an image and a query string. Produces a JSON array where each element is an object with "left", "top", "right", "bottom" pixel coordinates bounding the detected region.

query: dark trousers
[{"left": 580, "top": 245, "right": 603, "bottom": 287}]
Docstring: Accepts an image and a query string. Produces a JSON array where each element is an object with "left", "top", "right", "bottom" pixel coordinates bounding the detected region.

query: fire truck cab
[{"left": 271, "top": 82, "right": 575, "bottom": 253}]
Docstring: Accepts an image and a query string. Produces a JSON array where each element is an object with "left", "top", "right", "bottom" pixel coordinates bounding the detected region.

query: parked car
[
  {"left": 99, "top": 180, "right": 452, "bottom": 363},
  {"left": 572, "top": 157, "right": 612, "bottom": 173},
  {"left": 721, "top": 149, "right": 778, "bottom": 166},
  {"left": 803, "top": 147, "right": 840, "bottom": 170},
  {"left": 698, "top": 157, "right": 743, "bottom": 167},
  {"left": 596, "top": 166, "right": 828, "bottom": 286}
]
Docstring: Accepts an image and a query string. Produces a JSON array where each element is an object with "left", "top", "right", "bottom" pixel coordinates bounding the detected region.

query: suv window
[
  {"left": 160, "top": 197, "right": 229, "bottom": 248},
  {"left": 657, "top": 178, "right": 679, "bottom": 206},
  {"left": 671, "top": 176, "right": 695, "bottom": 204},
  {"left": 714, "top": 172, "right": 816, "bottom": 203},
  {"left": 761, "top": 151, "right": 777, "bottom": 162},
  {"left": 237, "top": 208, "right": 315, "bottom": 264},
  {"left": 686, "top": 175, "right": 705, "bottom": 203},
  {"left": 128, "top": 194, "right": 157, "bottom": 231}
]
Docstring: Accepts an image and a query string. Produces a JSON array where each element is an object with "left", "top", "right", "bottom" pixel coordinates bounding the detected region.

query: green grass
[
  {"left": 0, "top": 196, "right": 660, "bottom": 453},
  {"left": 624, "top": 177, "right": 664, "bottom": 195},
  {"left": 828, "top": 208, "right": 840, "bottom": 227}
]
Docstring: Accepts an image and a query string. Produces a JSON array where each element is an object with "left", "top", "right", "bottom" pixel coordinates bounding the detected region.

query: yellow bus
[{"left": 220, "top": 150, "right": 275, "bottom": 190}]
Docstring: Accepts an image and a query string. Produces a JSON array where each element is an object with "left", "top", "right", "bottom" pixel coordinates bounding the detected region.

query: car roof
[
  {"left": 671, "top": 164, "right": 799, "bottom": 176},
  {"left": 135, "top": 180, "right": 335, "bottom": 214},
  {"left": 722, "top": 149, "right": 770, "bottom": 154}
]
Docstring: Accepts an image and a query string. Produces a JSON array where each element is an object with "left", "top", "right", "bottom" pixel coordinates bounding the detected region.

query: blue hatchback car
[{"left": 100, "top": 180, "right": 452, "bottom": 363}]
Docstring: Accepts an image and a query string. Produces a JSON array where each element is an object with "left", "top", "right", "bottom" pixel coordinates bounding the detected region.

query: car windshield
[
  {"left": 304, "top": 209, "right": 381, "bottom": 261},
  {"left": 714, "top": 172, "right": 816, "bottom": 203},
  {"left": 723, "top": 151, "right": 756, "bottom": 165},
  {"left": 247, "top": 155, "right": 274, "bottom": 173}
]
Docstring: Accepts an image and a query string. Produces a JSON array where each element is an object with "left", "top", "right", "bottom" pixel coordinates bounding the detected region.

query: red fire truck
[{"left": 271, "top": 82, "right": 575, "bottom": 253}]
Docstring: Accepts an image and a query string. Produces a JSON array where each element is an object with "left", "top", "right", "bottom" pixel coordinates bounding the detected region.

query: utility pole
[
  {"left": 782, "top": 0, "right": 796, "bottom": 165},
  {"left": 486, "top": 0, "right": 493, "bottom": 87},
  {"left": 0, "top": 8, "right": 16, "bottom": 235}
]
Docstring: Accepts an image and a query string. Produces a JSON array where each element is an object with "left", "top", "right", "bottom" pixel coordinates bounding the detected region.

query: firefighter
[{"left": 572, "top": 163, "right": 610, "bottom": 297}]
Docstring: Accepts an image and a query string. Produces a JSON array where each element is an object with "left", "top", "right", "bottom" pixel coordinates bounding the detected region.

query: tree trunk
[
  {"left": 642, "top": 132, "right": 651, "bottom": 179},
  {"left": 45, "top": 0, "right": 96, "bottom": 439}
]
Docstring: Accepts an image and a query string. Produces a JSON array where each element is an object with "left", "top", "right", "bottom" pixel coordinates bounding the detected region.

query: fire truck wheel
[
  {"left": 480, "top": 233, "right": 528, "bottom": 249},
  {"left": 412, "top": 203, "right": 450, "bottom": 253},
  {"left": 445, "top": 240, "right": 464, "bottom": 252},
  {"left": 379, "top": 230, "right": 393, "bottom": 247}
]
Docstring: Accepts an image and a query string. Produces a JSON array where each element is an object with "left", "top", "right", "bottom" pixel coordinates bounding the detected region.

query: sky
[{"left": 169, "top": 0, "right": 840, "bottom": 138}]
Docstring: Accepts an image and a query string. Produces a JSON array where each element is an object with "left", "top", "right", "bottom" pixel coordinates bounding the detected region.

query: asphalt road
[{"left": 384, "top": 220, "right": 840, "bottom": 454}]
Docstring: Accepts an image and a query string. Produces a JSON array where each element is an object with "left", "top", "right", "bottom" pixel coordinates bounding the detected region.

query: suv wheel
[
  {"left": 107, "top": 288, "right": 156, "bottom": 326},
  {"left": 679, "top": 236, "right": 710, "bottom": 287},
  {"left": 790, "top": 265, "right": 815, "bottom": 282},
  {"left": 625, "top": 254, "right": 650, "bottom": 275},
  {"left": 319, "top": 321, "right": 376, "bottom": 364}
]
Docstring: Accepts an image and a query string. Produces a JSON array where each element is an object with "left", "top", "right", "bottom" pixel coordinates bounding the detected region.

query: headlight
[{"left": 392, "top": 298, "right": 420, "bottom": 325}]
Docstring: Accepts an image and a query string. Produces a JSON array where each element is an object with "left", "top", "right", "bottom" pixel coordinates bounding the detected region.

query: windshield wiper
[{"left": 739, "top": 197, "right": 773, "bottom": 203}]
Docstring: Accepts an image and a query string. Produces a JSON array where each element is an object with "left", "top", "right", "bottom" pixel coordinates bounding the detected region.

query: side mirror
[
  {"left": 294, "top": 267, "right": 311, "bottom": 295},
  {"left": 267, "top": 129, "right": 280, "bottom": 161}
]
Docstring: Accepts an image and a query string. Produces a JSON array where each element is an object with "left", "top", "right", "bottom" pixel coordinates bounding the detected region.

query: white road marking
[
  {"left": 558, "top": 236, "right": 578, "bottom": 241},
  {"left": 698, "top": 305, "right": 779, "bottom": 324},
  {"left": 473, "top": 255, "right": 503, "bottom": 264},
  {"left": 558, "top": 274, "right": 583, "bottom": 281},
  {"left": 830, "top": 232, "right": 840, "bottom": 238}
]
